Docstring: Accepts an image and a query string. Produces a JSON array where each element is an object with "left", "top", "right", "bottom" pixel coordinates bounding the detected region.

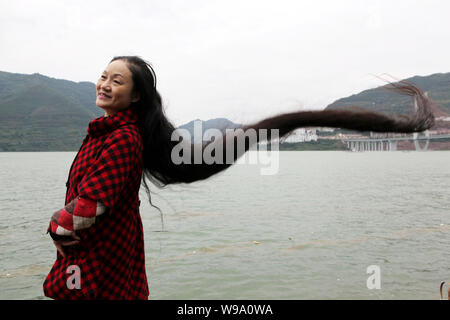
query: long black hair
[{"left": 111, "top": 55, "right": 436, "bottom": 207}]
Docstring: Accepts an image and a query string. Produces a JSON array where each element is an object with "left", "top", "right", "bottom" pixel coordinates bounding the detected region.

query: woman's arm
[
  {"left": 47, "top": 196, "right": 106, "bottom": 238},
  {"left": 47, "top": 128, "right": 141, "bottom": 238}
]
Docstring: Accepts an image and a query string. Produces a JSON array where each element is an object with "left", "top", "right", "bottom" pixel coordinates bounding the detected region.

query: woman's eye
[
  {"left": 114, "top": 80, "right": 121, "bottom": 84},
  {"left": 100, "top": 75, "right": 106, "bottom": 79}
]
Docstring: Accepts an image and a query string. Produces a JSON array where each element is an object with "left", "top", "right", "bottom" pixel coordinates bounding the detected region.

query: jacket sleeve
[
  {"left": 47, "top": 129, "right": 139, "bottom": 238},
  {"left": 48, "top": 196, "right": 106, "bottom": 238}
]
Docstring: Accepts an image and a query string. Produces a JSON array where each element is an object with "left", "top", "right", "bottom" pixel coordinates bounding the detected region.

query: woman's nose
[{"left": 100, "top": 81, "right": 111, "bottom": 91}]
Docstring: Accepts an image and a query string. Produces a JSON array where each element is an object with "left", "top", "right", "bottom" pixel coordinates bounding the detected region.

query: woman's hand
[{"left": 53, "top": 234, "right": 81, "bottom": 258}]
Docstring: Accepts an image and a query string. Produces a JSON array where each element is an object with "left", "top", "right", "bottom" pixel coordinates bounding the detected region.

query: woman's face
[{"left": 96, "top": 59, "right": 139, "bottom": 117}]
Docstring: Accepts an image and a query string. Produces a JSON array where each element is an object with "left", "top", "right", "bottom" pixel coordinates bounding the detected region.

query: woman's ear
[{"left": 131, "top": 91, "right": 140, "bottom": 103}]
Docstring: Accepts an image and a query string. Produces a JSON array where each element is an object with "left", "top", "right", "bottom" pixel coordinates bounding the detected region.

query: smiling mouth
[{"left": 98, "top": 92, "right": 112, "bottom": 99}]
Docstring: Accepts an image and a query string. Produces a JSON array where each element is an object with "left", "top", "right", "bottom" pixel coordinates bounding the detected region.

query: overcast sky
[{"left": 1, "top": 0, "right": 450, "bottom": 125}]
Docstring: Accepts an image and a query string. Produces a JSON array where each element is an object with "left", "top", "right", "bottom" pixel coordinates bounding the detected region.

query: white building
[{"left": 282, "top": 128, "right": 318, "bottom": 143}]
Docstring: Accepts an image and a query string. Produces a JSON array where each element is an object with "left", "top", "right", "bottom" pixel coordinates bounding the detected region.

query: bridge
[
  {"left": 341, "top": 132, "right": 450, "bottom": 151},
  {"left": 340, "top": 92, "right": 450, "bottom": 151}
]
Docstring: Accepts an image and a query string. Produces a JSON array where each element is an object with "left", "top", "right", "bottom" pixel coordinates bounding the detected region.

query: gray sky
[{"left": 1, "top": 0, "right": 450, "bottom": 126}]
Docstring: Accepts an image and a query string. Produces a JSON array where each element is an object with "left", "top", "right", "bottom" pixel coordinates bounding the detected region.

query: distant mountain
[
  {"left": 1, "top": 70, "right": 449, "bottom": 151},
  {"left": 0, "top": 71, "right": 103, "bottom": 151},
  {"left": 325, "top": 72, "right": 450, "bottom": 118},
  {"left": 177, "top": 118, "right": 241, "bottom": 143}
]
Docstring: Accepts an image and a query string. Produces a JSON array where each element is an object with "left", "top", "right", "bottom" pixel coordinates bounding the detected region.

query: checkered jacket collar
[{"left": 87, "top": 106, "right": 138, "bottom": 137}]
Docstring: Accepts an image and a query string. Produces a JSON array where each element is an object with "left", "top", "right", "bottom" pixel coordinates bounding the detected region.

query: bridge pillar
[
  {"left": 389, "top": 140, "right": 397, "bottom": 151},
  {"left": 413, "top": 131, "right": 430, "bottom": 151}
]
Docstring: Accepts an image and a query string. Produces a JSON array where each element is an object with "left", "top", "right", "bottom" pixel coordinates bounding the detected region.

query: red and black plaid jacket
[{"left": 43, "top": 106, "right": 149, "bottom": 300}]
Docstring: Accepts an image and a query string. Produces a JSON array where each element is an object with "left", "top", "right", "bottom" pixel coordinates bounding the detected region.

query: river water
[{"left": 0, "top": 151, "right": 448, "bottom": 299}]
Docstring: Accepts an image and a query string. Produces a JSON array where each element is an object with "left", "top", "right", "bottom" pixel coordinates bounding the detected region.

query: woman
[{"left": 44, "top": 56, "right": 436, "bottom": 300}]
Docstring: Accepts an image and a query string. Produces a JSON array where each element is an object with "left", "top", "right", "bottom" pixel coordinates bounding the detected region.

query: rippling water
[{"left": 0, "top": 151, "right": 449, "bottom": 300}]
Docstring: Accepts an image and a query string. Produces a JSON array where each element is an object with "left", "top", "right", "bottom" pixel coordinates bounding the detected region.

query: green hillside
[
  {"left": 0, "top": 71, "right": 103, "bottom": 151},
  {"left": 325, "top": 73, "right": 450, "bottom": 117}
]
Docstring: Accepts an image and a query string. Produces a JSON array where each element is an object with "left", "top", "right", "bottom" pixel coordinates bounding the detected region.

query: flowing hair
[{"left": 111, "top": 56, "right": 436, "bottom": 210}]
